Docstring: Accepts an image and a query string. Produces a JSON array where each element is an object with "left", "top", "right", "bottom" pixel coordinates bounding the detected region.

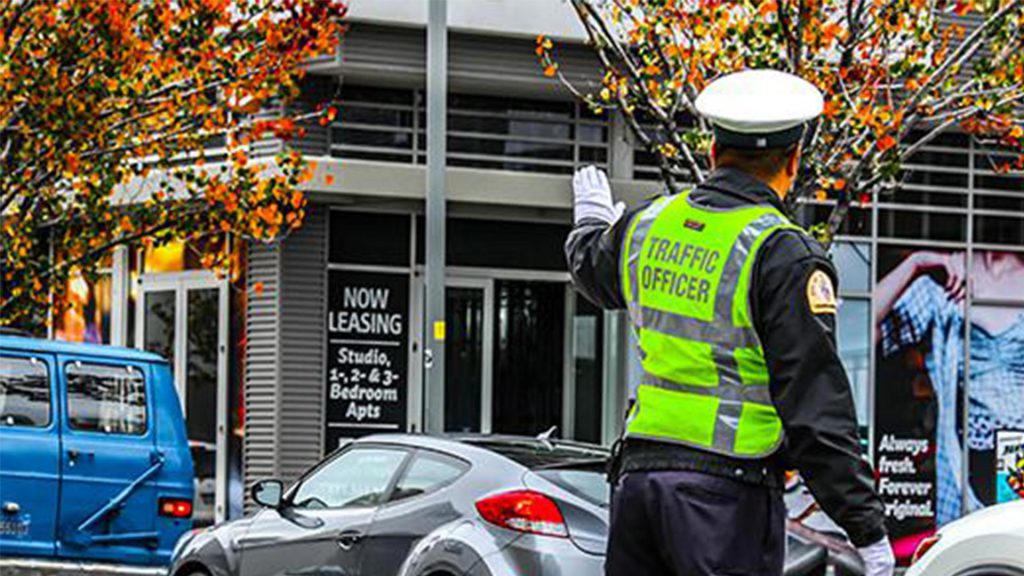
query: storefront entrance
[
  {"left": 135, "top": 272, "right": 228, "bottom": 525},
  {"left": 325, "top": 209, "right": 611, "bottom": 445},
  {"left": 418, "top": 273, "right": 571, "bottom": 437}
]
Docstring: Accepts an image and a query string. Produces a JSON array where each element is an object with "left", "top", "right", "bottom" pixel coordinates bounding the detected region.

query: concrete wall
[{"left": 347, "top": 0, "right": 587, "bottom": 40}]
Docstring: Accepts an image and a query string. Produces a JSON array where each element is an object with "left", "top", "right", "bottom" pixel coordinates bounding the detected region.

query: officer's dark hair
[{"left": 713, "top": 143, "right": 799, "bottom": 181}]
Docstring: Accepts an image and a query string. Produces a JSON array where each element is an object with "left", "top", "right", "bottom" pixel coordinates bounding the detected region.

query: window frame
[
  {"left": 285, "top": 443, "right": 414, "bottom": 511},
  {"left": 0, "top": 353, "right": 54, "bottom": 429},
  {"left": 383, "top": 448, "right": 471, "bottom": 506},
  {"left": 63, "top": 359, "right": 150, "bottom": 437}
]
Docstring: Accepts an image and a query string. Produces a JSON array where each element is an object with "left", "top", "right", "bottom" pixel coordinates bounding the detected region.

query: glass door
[
  {"left": 443, "top": 278, "right": 493, "bottom": 433},
  {"left": 136, "top": 272, "right": 228, "bottom": 526},
  {"left": 491, "top": 280, "right": 566, "bottom": 436}
]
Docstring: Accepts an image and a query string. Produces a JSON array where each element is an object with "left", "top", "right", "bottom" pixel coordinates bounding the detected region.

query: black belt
[{"left": 614, "top": 439, "right": 785, "bottom": 490}]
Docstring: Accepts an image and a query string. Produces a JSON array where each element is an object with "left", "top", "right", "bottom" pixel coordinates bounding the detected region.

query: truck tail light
[
  {"left": 911, "top": 534, "right": 941, "bottom": 564},
  {"left": 475, "top": 490, "right": 568, "bottom": 538},
  {"left": 159, "top": 498, "right": 193, "bottom": 519}
]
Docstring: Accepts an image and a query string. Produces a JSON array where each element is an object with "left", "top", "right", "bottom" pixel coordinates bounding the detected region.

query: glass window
[
  {"left": 830, "top": 242, "right": 871, "bottom": 293},
  {"left": 66, "top": 362, "right": 147, "bottom": 435},
  {"left": 799, "top": 203, "right": 873, "bottom": 237},
  {"left": 142, "top": 237, "right": 226, "bottom": 274},
  {"left": 974, "top": 215, "right": 1024, "bottom": 246},
  {"left": 878, "top": 209, "right": 966, "bottom": 241},
  {"left": 329, "top": 211, "right": 410, "bottom": 266},
  {"left": 535, "top": 468, "right": 610, "bottom": 508},
  {"left": 291, "top": 447, "right": 407, "bottom": 510},
  {"left": 0, "top": 356, "right": 51, "bottom": 428},
  {"left": 390, "top": 451, "right": 469, "bottom": 502},
  {"left": 416, "top": 218, "right": 570, "bottom": 271},
  {"left": 445, "top": 287, "right": 484, "bottom": 433},
  {"left": 573, "top": 296, "right": 604, "bottom": 443},
  {"left": 837, "top": 299, "right": 871, "bottom": 429}
]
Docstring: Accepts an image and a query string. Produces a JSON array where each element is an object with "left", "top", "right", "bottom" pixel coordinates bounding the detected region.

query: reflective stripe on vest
[{"left": 620, "top": 191, "right": 802, "bottom": 458}]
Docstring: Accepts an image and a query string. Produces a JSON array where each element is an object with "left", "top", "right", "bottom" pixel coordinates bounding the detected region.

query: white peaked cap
[{"left": 695, "top": 69, "right": 824, "bottom": 149}]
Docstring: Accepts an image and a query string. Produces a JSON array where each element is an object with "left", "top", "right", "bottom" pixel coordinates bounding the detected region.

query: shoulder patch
[{"left": 806, "top": 269, "right": 837, "bottom": 315}]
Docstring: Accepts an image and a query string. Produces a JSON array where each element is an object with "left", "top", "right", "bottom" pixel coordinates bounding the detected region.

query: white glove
[
  {"left": 572, "top": 165, "right": 625, "bottom": 225},
  {"left": 857, "top": 536, "right": 896, "bottom": 576}
]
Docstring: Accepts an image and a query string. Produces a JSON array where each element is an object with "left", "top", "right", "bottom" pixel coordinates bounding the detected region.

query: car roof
[
  {"left": 354, "top": 433, "right": 609, "bottom": 466},
  {"left": 0, "top": 335, "right": 166, "bottom": 363}
]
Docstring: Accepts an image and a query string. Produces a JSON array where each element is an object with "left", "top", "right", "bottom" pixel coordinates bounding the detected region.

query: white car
[{"left": 907, "top": 500, "right": 1024, "bottom": 576}]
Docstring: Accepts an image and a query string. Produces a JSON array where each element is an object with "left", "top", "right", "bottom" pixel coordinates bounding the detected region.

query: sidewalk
[{"left": 0, "top": 558, "right": 165, "bottom": 576}]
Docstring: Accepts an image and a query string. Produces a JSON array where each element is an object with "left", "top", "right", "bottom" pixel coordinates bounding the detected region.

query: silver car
[{"left": 169, "top": 434, "right": 834, "bottom": 576}]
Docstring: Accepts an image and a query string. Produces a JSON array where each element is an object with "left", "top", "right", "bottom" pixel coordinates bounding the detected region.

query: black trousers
[{"left": 606, "top": 470, "right": 785, "bottom": 576}]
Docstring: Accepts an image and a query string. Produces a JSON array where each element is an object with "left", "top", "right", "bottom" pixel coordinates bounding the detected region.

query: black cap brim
[{"left": 713, "top": 123, "right": 806, "bottom": 149}]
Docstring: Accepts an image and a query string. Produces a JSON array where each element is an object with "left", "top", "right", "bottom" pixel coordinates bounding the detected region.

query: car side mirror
[{"left": 252, "top": 479, "right": 284, "bottom": 509}]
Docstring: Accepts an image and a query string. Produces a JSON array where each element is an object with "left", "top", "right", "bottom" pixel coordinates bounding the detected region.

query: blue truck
[{"left": 0, "top": 334, "right": 194, "bottom": 570}]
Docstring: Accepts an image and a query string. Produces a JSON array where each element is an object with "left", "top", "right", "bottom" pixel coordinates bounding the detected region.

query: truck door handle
[
  {"left": 67, "top": 449, "right": 94, "bottom": 466},
  {"left": 336, "top": 531, "right": 362, "bottom": 550}
]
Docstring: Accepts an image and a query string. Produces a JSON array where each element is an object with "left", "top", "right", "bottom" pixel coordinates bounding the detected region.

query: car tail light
[
  {"left": 911, "top": 534, "right": 941, "bottom": 564},
  {"left": 475, "top": 490, "right": 568, "bottom": 538},
  {"left": 159, "top": 498, "right": 193, "bottom": 519}
]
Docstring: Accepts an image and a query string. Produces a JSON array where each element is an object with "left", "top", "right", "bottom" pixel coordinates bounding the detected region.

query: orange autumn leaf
[{"left": 758, "top": 1, "right": 778, "bottom": 17}]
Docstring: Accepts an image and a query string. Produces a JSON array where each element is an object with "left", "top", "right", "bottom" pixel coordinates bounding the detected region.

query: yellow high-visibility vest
[{"left": 621, "top": 190, "right": 803, "bottom": 458}]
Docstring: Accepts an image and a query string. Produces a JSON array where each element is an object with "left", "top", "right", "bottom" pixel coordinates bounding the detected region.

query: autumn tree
[
  {"left": 539, "top": 0, "right": 1024, "bottom": 242},
  {"left": 0, "top": 0, "right": 347, "bottom": 327}
]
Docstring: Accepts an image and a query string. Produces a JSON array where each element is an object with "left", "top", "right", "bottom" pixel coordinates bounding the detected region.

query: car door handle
[{"left": 336, "top": 531, "right": 363, "bottom": 551}]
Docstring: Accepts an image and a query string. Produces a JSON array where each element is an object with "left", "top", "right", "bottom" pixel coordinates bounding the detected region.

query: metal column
[{"left": 424, "top": 0, "right": 448, "bottom": 434}]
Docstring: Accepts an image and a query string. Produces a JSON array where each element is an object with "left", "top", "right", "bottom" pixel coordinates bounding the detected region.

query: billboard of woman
[{"left": 874, "top": 248, "right": 1024, "bottom": 561}]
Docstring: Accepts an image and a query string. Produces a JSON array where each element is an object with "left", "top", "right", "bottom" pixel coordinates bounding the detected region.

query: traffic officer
[{"left": 566, "top": 69, "right": 895, "bottom": 576}]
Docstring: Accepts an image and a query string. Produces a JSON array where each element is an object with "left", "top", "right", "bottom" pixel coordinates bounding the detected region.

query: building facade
[{"left": 42, "top": 2, "right": 1023, "bottom": 546}]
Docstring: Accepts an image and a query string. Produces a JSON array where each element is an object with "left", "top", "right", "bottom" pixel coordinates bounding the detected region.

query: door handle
[
  {"left": 67, "top": 449, "right": 95, "bottom": 466},
  {"left": 336, "top": 531, "right": 363, "bottom": 551}
]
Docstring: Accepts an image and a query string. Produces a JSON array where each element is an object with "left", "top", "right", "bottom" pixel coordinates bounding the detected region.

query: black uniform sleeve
[
  {"left": 564, "top": 213, "right": 637, "bottom": 310},
  {"left": 753, "top": 230, "right": 886, "bottom": 548}
]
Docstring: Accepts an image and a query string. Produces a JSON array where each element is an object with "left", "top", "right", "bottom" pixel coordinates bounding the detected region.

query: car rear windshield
[
  {"left": 464, "top": 439, "right": 611, "bottom": 508},
  {"left": 465, "top": 439, "right": 607, "bottom": 468},
  {"left": 535, "top": 467, "right": 610, "bottom": 508}
]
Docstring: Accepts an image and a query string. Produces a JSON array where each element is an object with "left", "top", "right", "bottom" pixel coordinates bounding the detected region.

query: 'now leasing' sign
[{"left": 324, "top": 270, "right": 409, "bottom": 453}]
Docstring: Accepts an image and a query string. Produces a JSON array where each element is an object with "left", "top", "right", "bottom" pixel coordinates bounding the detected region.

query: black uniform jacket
[{"left": 566, "top": 167, "right": 886, "bottom": 548}]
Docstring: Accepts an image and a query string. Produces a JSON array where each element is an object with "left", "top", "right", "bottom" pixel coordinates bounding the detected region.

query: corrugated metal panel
[
  {"left": 450, "top": 31, "right": 599, "bottom": 87},
  {"left": 244, "top": 239, "right": 282, "bottom": 507},
  {"left": 339, "top": 24, "right": 425, "bottom": 75},
  {"left": 277, "top": 205, "right": 327, "bottom": 483},
  {"left": 337, "top": 23, "right": 599, "bottom": 91},
  {"left": 243, "top": 205, "right": 328, "bottom": 505}
]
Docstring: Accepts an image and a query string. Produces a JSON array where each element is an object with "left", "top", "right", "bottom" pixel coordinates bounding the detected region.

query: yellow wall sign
[{"left": 433, "top": 320, "right": 446, "bottom": 341}]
